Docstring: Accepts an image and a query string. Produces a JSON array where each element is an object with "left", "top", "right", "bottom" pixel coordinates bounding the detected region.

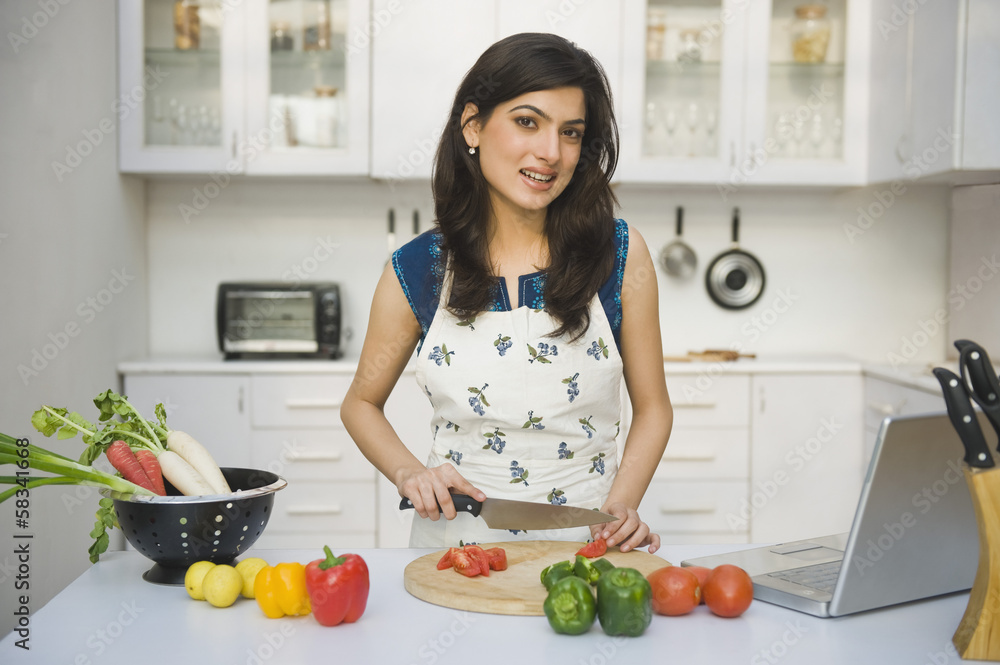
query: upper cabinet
[
  {"left": 118, "top": 0, "right": 370, "bottom": 175},
  {"left": 868, "top": 0, "right": 1000, "bottom": 185},
  {"left": 617, "top": 0, "right": 870, "bottom": 186}
]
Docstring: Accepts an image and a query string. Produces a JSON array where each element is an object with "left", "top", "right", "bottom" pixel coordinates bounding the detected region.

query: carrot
[
  {"left": 105, "top": 441, "right": 156, "bottom": 494},
  {"left": 134, "top": 449, "right": 165, "bottom": 496}
]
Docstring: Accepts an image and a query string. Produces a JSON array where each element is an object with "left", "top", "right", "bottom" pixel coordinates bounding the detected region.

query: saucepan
[{"left": 659, "top": 206, "right": 697, "bottom": 279}]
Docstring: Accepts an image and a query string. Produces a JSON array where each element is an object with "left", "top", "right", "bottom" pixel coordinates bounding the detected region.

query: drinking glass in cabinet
[
  {"left": 765, "top": 0, "right": 846, "bottom": 160},
  {"left": 267, "top": 0, "right": 348, "bottom": 150},
  {"left": 144, "top": 0, "right": 223, "bottom": 148},
  {"left": 642, "top": 0, "right": 725, "bottom": 159}
]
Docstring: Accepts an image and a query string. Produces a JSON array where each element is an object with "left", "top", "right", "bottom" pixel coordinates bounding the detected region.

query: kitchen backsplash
[{"left": 145, "top": 178, "right": 953, "bottom": 365}]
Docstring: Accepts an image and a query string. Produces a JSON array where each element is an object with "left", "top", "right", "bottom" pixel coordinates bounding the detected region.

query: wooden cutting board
[{"left": 403, "top": 540, "right": 671, "bottom": 616}]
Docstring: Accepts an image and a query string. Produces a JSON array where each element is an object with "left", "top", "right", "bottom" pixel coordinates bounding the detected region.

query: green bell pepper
[
  {"left": 540, "top": 560, "right": 576, "bottom": 590},
  {"left": 596, "top": 567, "right": 653, "bottom": 637},
  {"left": 543, "top": 576, "right": 597, "bottom": 635},
  {"left": 574, "top": 555, "right": 615, "bottom": 585}
]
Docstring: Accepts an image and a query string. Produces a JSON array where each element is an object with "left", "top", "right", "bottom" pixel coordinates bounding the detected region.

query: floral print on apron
[{"left": 410, "top": 265, "right": 624, "bottom": 548}]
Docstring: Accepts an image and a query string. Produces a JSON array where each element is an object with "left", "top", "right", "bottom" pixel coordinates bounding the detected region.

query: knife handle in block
[
  {"left": 933, "top": 368, "right": 995, "bottom": 469},
  {"left": 953, "top": 466, "right": 1000, "bottom": 661},
  {"left": 956, "top": 340, "right": 1000, "bottom": 439},
  {"left": 398, "top": 494, "right": 483, "bottom": 517}
]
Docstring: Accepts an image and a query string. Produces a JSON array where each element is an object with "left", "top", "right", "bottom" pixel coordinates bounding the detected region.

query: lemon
[
  {"left": 185, "top": 561, "right": 217, "bottom": 601},
  {"left": 235, "top": 557, "right": 269, "bottom": 599},
  {"left": 202, "top": 564, "right": 243, "bottom": 608}
]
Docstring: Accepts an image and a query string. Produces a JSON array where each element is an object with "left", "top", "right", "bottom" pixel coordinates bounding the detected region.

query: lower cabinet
[{"left": 122, "top": 367, "right": 432, "bottom": 550}]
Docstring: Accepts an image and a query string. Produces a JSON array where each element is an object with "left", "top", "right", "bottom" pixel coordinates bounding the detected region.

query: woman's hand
[
  {"left": 398, "top": 464, "right": 486, "bottom": 521},
  {"left": 591, "top": 502, "right": 661, "bottom": 554}
]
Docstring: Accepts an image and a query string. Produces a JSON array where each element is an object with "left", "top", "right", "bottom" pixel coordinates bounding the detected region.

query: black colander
[{"left": 105, "top": 468, "right": 287, "bottom": 585}]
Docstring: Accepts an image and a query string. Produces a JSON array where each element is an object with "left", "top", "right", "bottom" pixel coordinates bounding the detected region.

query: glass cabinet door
[
  {"left": 743, "top": 0, "right": 868, "bottom": 184},
  {"left": 118, "top": 0, "right": 244, "bottom": 173},
  {"left": 243, "top": 0, "right": 370, "bottom": 175},
  {"left": 617, "top": 0, "right": 746, "bottom": 183}
]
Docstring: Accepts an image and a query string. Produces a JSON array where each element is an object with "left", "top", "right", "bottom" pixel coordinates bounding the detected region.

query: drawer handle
[
  {"left": 286, "top": 505, "right": 343, "bottom": 516},
  {"left": 659, "top": 506, "right": 716, "bottom": 515},
  {"left": 674, "top": 401, "right": 717, "bottom": 409},
  {"left": 287, "top": 451, "right": 344, "bottom": 462},
  {"left": 285, "top": 398, "right": 342, "bottom": 409},
  {"left": 663, "top": 452, "right": 717, "bottom": 462}
]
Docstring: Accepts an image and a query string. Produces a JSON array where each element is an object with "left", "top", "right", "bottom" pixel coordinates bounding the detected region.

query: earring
[{"left": 468, "top": 147, "right": 476, "bottom": 155}]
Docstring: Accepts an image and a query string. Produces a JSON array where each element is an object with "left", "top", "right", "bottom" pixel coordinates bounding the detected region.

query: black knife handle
[
  {"left": 398, "top": 493, "right": 482, "bottom": 516},
  {"left": 956, "top": 340, "right": 1000, "bottom": 438},
  {"left": 933, "top": 367, "right": 995, "bottom": 468}
]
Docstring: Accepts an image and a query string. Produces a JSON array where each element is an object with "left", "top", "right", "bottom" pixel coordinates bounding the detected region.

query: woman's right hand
[{"left": 399, "top": 464, "right": 486, "bottom": 521}]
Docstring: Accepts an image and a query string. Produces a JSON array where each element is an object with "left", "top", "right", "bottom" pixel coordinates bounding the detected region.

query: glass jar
[
  {"left": 270, "top": 22, "right": 293, "bottom": 52},
  {"left": 677, "top": 28, "right": 703, "bottom": 64},
  {"left": 791, "top": 4, "right": 831, "bottom": 63},
  {"left": 173, "top": 0, "right": 200, "bottom": 51},
  {"left": 303, "top": 0, "right": 332, "bottom": 51},
  {"left": 314, "top": 85, "right": 339, "bottom": 148},
  {"left": 646, "top": 8, "right": 667, "bottom": 61}
]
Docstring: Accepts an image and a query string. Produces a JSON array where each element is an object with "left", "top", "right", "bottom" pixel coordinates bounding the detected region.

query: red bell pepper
[{"left": 304, "top": 546, "right": 370, "bottom": 626}]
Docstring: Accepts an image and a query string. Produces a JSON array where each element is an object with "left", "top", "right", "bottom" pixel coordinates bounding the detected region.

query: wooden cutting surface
[{"left": 403, "top": 540, "right": 670, "bottom": 616}]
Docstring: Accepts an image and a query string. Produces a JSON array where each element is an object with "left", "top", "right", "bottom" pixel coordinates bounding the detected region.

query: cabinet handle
[
  {"left": 232, "top": 131, "right": 238, "bottom": 159},
  {"left": 238, "top": 386, "right": 244, "bottom": 414},
  {"left": 663, "top": 452, "right": 717, "bottom": 462},
  {"left": 286, "top": 451, "right": 343, "bottom": 462},
  {"left": 285, "top": 398, "right": 342, "bottom": 409},
  {"left": 660, "top": 506, "right": 716, "bottom": 515},
  {"left": 286, "top": 505, "right": 342, "bottom": 516},
  {"left": 674, "top": 401, "right": 717, "bottom": 409},
  {"left": 729, "top": 141, "right": 736, "bottom": 167}
]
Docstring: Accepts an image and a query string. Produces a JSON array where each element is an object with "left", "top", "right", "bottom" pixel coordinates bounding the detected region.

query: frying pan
[
  {"left": 659, "top": 206, "right": 697, "bottom": 279},
  {"left": 705, "top": 208, "right": 765, "bottom": 310}
]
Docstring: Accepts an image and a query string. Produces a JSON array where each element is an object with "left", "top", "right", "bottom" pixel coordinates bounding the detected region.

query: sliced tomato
[
  {"left": 451, "top": 550, "right": 481, "bottom": 577},
  {"left": 436, "top": 547, "right": 459, "bottom": 571},
  {"left": 576, "top": 538, "right": 608, "bottom": 558},
  {"left": 485, "top": 547, "right": 508, "bottom": 571},
  {"left": 462, "top": 545, "right": 491, "bottom": 577}
]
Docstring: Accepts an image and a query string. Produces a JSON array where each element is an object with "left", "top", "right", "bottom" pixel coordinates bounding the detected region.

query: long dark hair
[{"left": 432, "top": 32, "right": 619, "bottom": 341}]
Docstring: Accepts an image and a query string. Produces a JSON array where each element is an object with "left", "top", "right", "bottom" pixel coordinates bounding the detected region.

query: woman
[{"left": 342, "top": 33, "right": 672, "bottom": 553}]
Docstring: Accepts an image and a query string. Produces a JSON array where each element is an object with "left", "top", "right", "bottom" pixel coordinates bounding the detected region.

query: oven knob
[{"left": 323, "top": 324, "right": 337, "bottom": 336}]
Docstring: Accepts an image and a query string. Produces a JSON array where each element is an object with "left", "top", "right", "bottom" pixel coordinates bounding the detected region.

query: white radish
[
  {"left": 157, "top": 451, "right": 216, "bottom": 496},
  {"left": 166, "top": 431, "right": 232, "bottom": 494}
]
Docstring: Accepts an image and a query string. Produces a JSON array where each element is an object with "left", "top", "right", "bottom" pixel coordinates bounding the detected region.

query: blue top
[{"left": 392, "top": 218, "right": 629, "bottom": 352}]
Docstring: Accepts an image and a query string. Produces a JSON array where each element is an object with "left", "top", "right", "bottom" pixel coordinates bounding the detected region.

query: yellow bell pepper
[{"left": 254, "top": 563, "right": 312, "bottom": 618}]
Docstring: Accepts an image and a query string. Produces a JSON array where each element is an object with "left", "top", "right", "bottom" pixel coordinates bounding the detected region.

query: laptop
[{"left": 682, "top": 411, "right": 984, "bottom": 617}]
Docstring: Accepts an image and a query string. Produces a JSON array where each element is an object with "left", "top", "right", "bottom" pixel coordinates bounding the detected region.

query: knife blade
[
  {"left": 955, "top": 339, "right": 1000, "bottom": 440},
  {"left": 399, "top": 494, "right": 618, "bottom": 530},
  {"left": 932, "top": 367, "right": 995, "bottom": 469}
]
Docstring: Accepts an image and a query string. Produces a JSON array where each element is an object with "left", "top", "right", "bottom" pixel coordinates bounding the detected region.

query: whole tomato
[
  {"left": 646, "top": 566, "right": 701, "bottom": 616},
  {"left": 685, "top": 566, "right": 712, "bottom": 604},
  {"left": 702, "top": 565, "right": 754, "bottom": 618}
]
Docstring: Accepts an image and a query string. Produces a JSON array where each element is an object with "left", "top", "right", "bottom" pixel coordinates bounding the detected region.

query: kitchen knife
[
  {"left": 399, "top": 494, "right": 618, "bottom": 530},
  {"left": 955, "top": 339, "right": 1000, "bottom": 439},
  {"left": 932, "top": 367, "right": 995, "bottom": 468}
]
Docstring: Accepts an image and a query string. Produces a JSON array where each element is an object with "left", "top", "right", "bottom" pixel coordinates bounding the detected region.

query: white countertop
[
  {"left": 0, "top": 545, "right": 986, "bottom": 664},
  {"left": 118, "top": 354, "right": 867, "bottom": 376}
]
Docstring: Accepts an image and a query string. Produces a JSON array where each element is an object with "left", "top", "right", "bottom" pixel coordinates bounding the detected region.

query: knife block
[{"left": 954, "top": 467, "right": 1000, "bottom": 661}]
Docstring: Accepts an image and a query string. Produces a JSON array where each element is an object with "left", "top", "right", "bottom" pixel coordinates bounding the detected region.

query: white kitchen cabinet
[
  {"left": 118, "top": 0, "right": 370, "bottom": 176},
  {"left": 749, "top": 373, "right": 864, "bottom": 543},
  {"left": 369, "top": 0, "right": 497, "bottom": 181},
  {"left": 618, "top": 0, "right": 870, "bottom": 186},
  {"left": 638, "top": 373, "right": 751, "bottom": 544},
  {"left": 122, "top": 374, "right": 252, "bottom": 467},
  {"left": 867, "top": 0, "right": 1000, "bottom": 184}
]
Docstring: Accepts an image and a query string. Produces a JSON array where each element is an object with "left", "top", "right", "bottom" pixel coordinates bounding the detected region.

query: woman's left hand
[{"left": 591, "top": 502, "right": 661, "bottom": 554}]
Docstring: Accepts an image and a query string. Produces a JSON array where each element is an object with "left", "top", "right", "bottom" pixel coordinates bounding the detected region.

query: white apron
[{"left": 410, "top": 265, "right": 624, "bottom": 547}]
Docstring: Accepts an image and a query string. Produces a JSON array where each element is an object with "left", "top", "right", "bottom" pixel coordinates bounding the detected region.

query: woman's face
[{"left": 463, "top": 87, "right": 586, "bottom": 223}]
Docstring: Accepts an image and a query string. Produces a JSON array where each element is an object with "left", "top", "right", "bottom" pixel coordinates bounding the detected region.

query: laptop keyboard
[{"left": 766, "top": 561, "right": 842, "bottom": 593}]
